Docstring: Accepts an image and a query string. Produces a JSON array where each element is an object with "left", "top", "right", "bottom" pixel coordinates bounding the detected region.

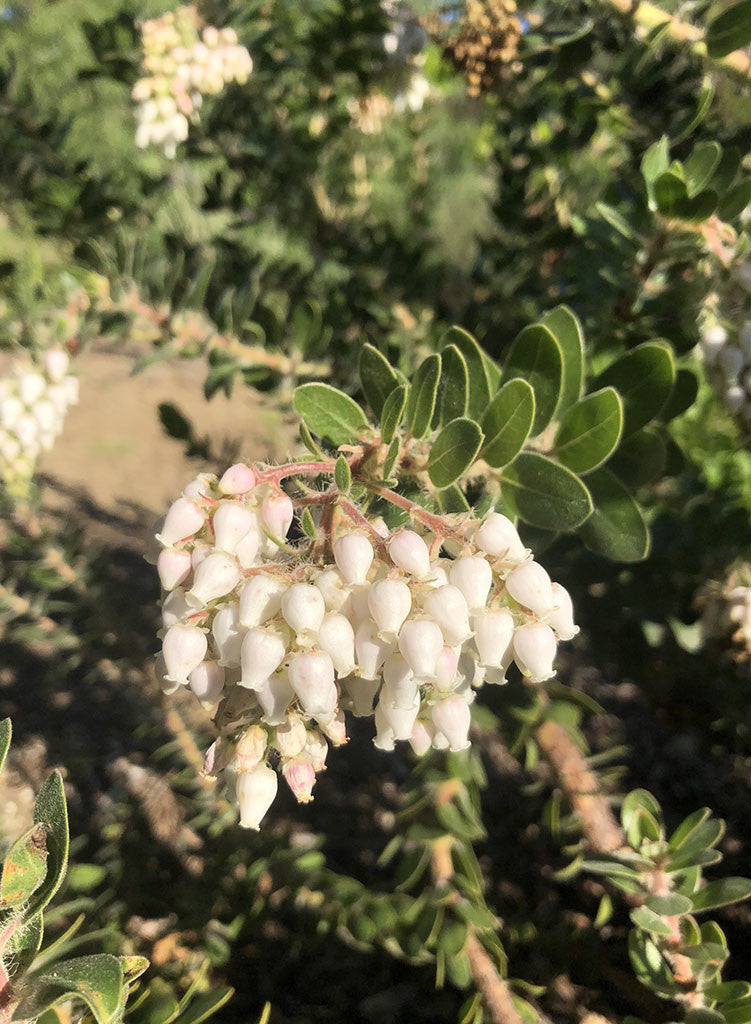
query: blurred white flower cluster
[
  {"left": 150, "top": 463, "right": 578, "bottom": 830},
  {"left": 700, "top": 317, "right": 751, "bottom": 426},
  {"left": 133, "top": 5, "right": 252, "bottom": 158},
  {"left": 700, "top": 565, "right": 751, "bottom": 662},
  {"left": 0, "top": 349, "right": 78, "bottom": 499}
]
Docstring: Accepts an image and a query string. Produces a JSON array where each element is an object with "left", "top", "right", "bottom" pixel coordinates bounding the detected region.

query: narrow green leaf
[
  {"left": 642, "top": 136, "right": 670, "bottom": 208},
  {"left": 501, "top": 453, "right": 593, "bottom": 531},
  {"left": 299, "top": 422, "right": 323, "bottom": 458},
  {"left": 335, "top": 456, "right": 351, "bottom": 494},
  {"left": 435, "top": 345, "right": 469, "bottom": 426},
  {"left": 594, "top": 342, "right": 675, "bottom": 437},
  {"left": 480, "top": 379, "right": 535, "bottom": 468},
  {"left": 691, "top": 878, "right": 751, "bottom": 912},
  {"left": 672, "top": 81, "right": 715, "bottom": 145},
  {"left": 541, "top": 305, "right": 584, "bottom": 412},
  {"left": 293, "top": 383, "right": 367, "bottom": 446},
  {"left": 380, "top": 384, "right": 408, "bottom": 444},
  {"left": 27, "top": 771, "right": 68, "bottom": 918},
  {"left": 669, "top": 808, "right": 712, "bottom": 851},
  {"left": 406, "top": 354, "right": 441, "bottom": 438},
  {"left": 1, "top": 824, "right": 48, "bottom": 908},
  {"left": 630, "top": 906, "right": 674, "bottom": 936},
  {"left": 578, "top": 469, "right": 650, "bottom": 563},
  {"left": 706, "top": 0, "right": 751, "bottom": 57},
  {"left": 684, "top": 142, "right": 722, "bottom": 198},
  {"left": 359, "top": 345, "right": 398, "bottom": 418},
  {"left": 382, "top": 437, "right": 401, "bottom": 480},
  {"left": 501, "top": 324, "right": 563, "bottom": 435},
  {"left": 554, "top": 387, "right": 623, "bottom": 474},
  {"left": 428, "top": 418, "right": 484, "bottom": 488},
  {"left": 172, "top": 989, "right": 234, "bottom": 1024},
  {"left": 300, "top": 508, "right": 316, "bottom": 539},
  {"left": 0, "top": 718, "right": 10, "bottom": 776},
  {"left": 684, "top": 1010, "right": 726, "bottom": 1024},
  {"left": 441, "top": 327, "right": 493, "bottom": 420}
]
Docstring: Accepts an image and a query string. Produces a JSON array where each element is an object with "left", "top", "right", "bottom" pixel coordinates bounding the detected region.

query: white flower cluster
[
  {"left": 700, "top": 566, "right": 751, "bottom": 662},
  {"left": 700, "top": 319, "right": 751, "bottom": 426},
  {"left": 150, "top": 465, "right": 578, "bottom": 830},
  {"left": 0, "top": 350, "right": 78, "bottom": 498},
  {"left": 133, "top": 5, "right": 252, "bottom": 158}
]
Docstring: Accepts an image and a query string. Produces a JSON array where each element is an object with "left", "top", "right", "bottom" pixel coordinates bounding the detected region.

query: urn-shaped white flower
[
  {"left": 188, "top": 660, "right": 225, "bottom": 706},
  {"left": 212, "top": 604, "right": 244, "bottom": 667},
  {"left": 239, "top": 574, "right": 287, "bottom": 628},
  {"left": 431, "top": 695, "right": 471, "bottom": 751},
  {"left": 388, "top": 529, "right": 431, "bottom": 578},
  {"left": 317, "top": 612, "right": 356, "bottom": 675},
  {"left": 239, "top": 628, "right": 287, "bottom": 690},
  {"left": 186, "top": 551, "right": 241, "bottom": 608},
  {"left": 398, "top": 619, "right": 443, "bottom": 678},
  {"left": 158, "top": 496, "right": 206, "bottom": 546},
  {"left": 281, "top": 583, "right": 326, "bottom": 639},
  {"left": 473, "top": 608, "right": 515, "bottom": 668},
  {"left": 548, "top": 582, "right": 578, "bottom": 641},
  {"left": 256, "top": 671, "right": 295, "bottom": 725},
  {"left": 157, "top": 548, "right": 192, "bottom": 591},
  {"left": 212, "top": 501, "right": 255, "bottom": 553},
  {"left": 355, "top": 620, "right": 394, "bottom": 679},
  {"left": 162, "top": 623, "right": 207, "bottom": 683},
  {"left": 368, "top": 579, "right": 412, "bottom": 638},
  {"left": 333, "top": 533, "right": 374, "bottom": 585},
  {"left": 506, "top": 562, "right": 555, "bottom": 617},
  {"left": 474, "top": 512, "right": 526, "bottom": 561},
  {"left": 449, "top": 556, "right": 493, "bottom": 610},
  {"left": 218, "top": 462, "right": 256, "bottom": 495},
  {"left": 236, "top": 763, "right": 278, "bottom": 830},
  {"left": 512, "top": 622, "right": 557, "bottom": 682},
  {"left": 424, "top": 585, "right": 472, "bottom": 645},
  {"left": 288, "top": 651, "right": 337, "bottom": 722}
]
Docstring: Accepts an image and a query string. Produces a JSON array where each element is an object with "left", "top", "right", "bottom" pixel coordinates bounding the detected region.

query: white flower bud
[
  {"left": 726, "top": 385, "right": 745, "bottom": 412},
  {"left": 431, "top": 695, "right": 471, "bottom": 751},
  {"left": 378, "top": 689, "right": 420, "bottom": 740},
  {"left": 235, "top": 518, "right": 261, "bottom": 569},
  {"left": 282, "top": 758, "right": 316, "bottom": 803},
  {"left": 186, "top": 551, "right": 241, "bottom": 607},
  {"left": 474, "top": 513, "right": 526, "bottom": 561},
  {"left": 434, "top": 645, "right": 460, "bottom": 692},
  {"left": 219, "top": 462, "right": 256, "bottom": 494},
  {"left": 382, "top": 653, "right": 418, "bottom": 708},
  {"left": 240, "top": 628, "right": 287, "bottom": 690},
  {"left": 33, "top": 400, "right": 56, "bottom": 433},
  {"left": 260, "top": 492, "right": 293, "bottom": 538},
  {"left": 158, "top": 497, "right": 206, "bottom": 546},
  {"left": 333, "top": 533, "right": 374, "bottom": 585},
  {"left": 355, "top": 619, "right": 395, "bottom": 678},
  {"left": 548, "top": 582, "right": 578, "bottom": 641},
  {"left": 409, "top": 719, "right": 434, "bottom": 756},
  {"left": 212, "top": 501, "right": 255, "bottom": 553},
  {"left": 512, "top": 622, "right": 557, "bottom": 682},
  {"left": 212, "top": 604, "right": 244, "bottom": 666},
  {"left": 162, "top": 623, "right": 207, "bottom": 682},
  {"left": 233, "top": 725, "right": 268, "bottom": 773},
  {"left": 317, "top": 613, "right": 356, "bottom": 675},
  {"left": 473, "top": 608, "right": 515, "bottom": 668},
  {"left": 398, "top": 619, "right": 443, "bottom": 678},
  {"left": 368, "top": 579, "right": 412, "bottom": 638},
  {"left": 157, "top": 548, "right": 192, "bottom": 591},
  {"left": 302, "top": 731, "right": 328, "bottom": 772},
  {"left": 314, "top": 568, "right": 352, "bottom": 613},
  {"left": 339, "top": 675, "right": 380, "bottom": 717},
  {"left": 188, "top": 660, "right": 225, "bottom": 705},
  {"left": 191, "top": 542, "right": 212, "bottom": 570},
  {"left": 0, "top": 396, "right": 23, "bottom": 429},
  {"left": 321, "top": 708, "right": 348, "bottom": 746},
  {"left": 423, "top": 585, "right": 472, "bottom": 644},
  {"left": 275, "top": 713, "right": 307, "bottom": 757},
  {"left": 449, "top": 556, "right": 493, "bottom": 610},
  {"left": 183, "top": 473, "right": 215, "bottom": 501},
  {"left": 427, "top": 559, "right": 450, "bottom": 588},
  {"left": 161, "top": 586, "right": 192, "bottom": 628},
  {"left": 288, "top": 651, "right": 337, "bottom": 722},
  {"left": 236, "top": 763, "right": 277, "bottom": 830},
  {"left": 388, "top": 529, "right": 431, "bottom": 578},
  {"left": 281, "top": 583, "right": 326, "bottom": 638},
  {"left": 19, "top": 373, "right": 45, "bottom": 405},
  {"left": 239, "top": 574, "right": 287, "bottom": 628},
  {"left": 506, "top": 562, "right": 554, "bottom": 616},
  {"left": 256, "top": 671, "right": 295, "bottom": 725},
  {"left": 44, "top": 348, "right": 69, "bottom": 381}
]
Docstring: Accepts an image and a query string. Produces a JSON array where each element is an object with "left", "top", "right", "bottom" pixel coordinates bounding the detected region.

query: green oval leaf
[
  {"left": 578, "top": 468, "right": 650, "bottom": 562},
  {"left": 684, "top": 142, "right": 721, "bottom": 197},
  {"left": 428, "top": 418, "right": 484, "bottom": 488},
  {"left": 406, "top": 354, "right": 441, "bottom": 439},
  {"left": 718, "top": 178, "right": 751, "bottom": 221},
  {"left": 706, "top": 0, "right": 751, "bottom": 57},
  {"left": 27, "top": 770, "right": 69, "bottom": 918},
  {"left": 630, "top": 906, "right": 675, "bottom": 936},
  {"left": 359, "top": 344, "right": 398, "bottom": 418},
  {"left": 441, "top": 327, "right": 494, "bottom": 420},
  {"left": 554, "top": 387, "right": 623, "bottom": 474},
  {"left": 609, "top": 428, "right": 666, "bottom": 489},
  {"left": 1, "top": 824, "right": 48, "bottom": 908},
  {"left": 380, "top": 384, "right": 408, "bottom": 444},
  {"left": 480, "top": 379, "right": 535, "bottom": 468},
  {"left": 659, "top": 368, "right": 699, "bottom": 422},
  {"left": 691, "top": 878, "right": 751, "bottom": 913},
  {"left": 501, "top": 324, "right": 563, "bottom": 435},
  {"left": 41, "top": 955, "right": 124, "bottom": 1024},
  {"left": 541, "top": 305, "right": 584, "bottom": 412},
  {"left": 594, "top": 342, "right": 675, "bottom": 437},
  {"left": 645, "top": 893, "right": 693, "bottom": 916},
  {"left": 334, "top": 456, "right": 351, "bottom": 494},
  {"left": 501, "top": 453, "right": 593, "bottom": 531},
  {"left": 294, "top": 383, "right": 367, "bottom": 446},
  {"left": 435, "top": 344, "right": 469, "bottom": 426}
]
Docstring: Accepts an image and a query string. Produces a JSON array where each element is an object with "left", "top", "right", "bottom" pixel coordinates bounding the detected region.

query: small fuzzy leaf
[
  {"left": 541, "top": 305, "right": 584, "bottom": 412},
  {"left": 406, "top": 354, "right": 441, "bottom": 438},
  {"left": 293, "top": 384, "right": 367, "bottom": 446},
  {"left": 359, "top": 345, "right": 398, "bottom": 418},
  {"left": 621, "top": 789, "right": 662, "bottom": 833},
  {"left": 0, "top": 718, "right": 10, "bottom": 776},
  {"left": 27, "top": 771, "right": 68, "bottom": 918},
  {"left": 691, "top": 878, "right": 751, "bottom": 912},
  {"left": 578, "top": 469, "right": 650, "bottom": 562},
  {"left": 630, "top": 906, "right": 674, "bottom": 936},
  {"left": 435, "top": 344, "right": 469, "bottom": 426},
  {"left": 645, "top": 893, "right": 693, "bottom": 916},
  {"left": 554, "top": 387, "right": 623, "bottom": 474},
  {"left": 335, "top": 456, "right": 351, "bottom": 494},
  {"left": 382, "top": 437, "right": 401, "bottom": 480},
  {"left": 7, "top": 913, "right": 43, "bottom": 979},
  {"left": 299, "top": 422, "right": 323, "bottom": 458},
  {"left": 428, "top": 418, "right": 484, "bottom": 488},
  {"left": 300, "top": 508, "right": 316, "bottom": 539},
  {"left": 706, "top": 0, "right": 751, "bottom": 57},
  {"left": 480, "top": 379, "right": 535, "bottom": 468},
  {"left": 440, "top": 327, "right": 493, "bottom": 420},
  {"left": 501, "top": 324, "right": 563, "bottom": 435},
  {"left": 17, "top": 955, "right": 125, "bottom": 1024},
  {"left": 594, "top": 342, "right": 675, "bottom": 437},
  {"left": 380, "top": 385, "right": 408, "bottom": 444},
  {"left": 669, "top": 808, "right": 712, "bottom": 851},
  {"left": 1, "top": 824, "right": 48, "bottom": 908},
  {"left": 501, "top": 453, "right": 593, "bottom": 531}
]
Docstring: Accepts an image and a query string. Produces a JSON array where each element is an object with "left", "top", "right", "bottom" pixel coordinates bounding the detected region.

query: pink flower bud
[
  {"left": 368, "top": 579, "right": 412, "bottom": 638},
  {"left": 281, "top": 583, "right": 326, "bottom": 637},
  {"left": 339, "top": 675, "right": 380, "bottom": 717},
  {"left": 381, "top": 653, "right": 418, "bottom": 708},
  {"left": 218, "top": 462, "right": 256, "bottom": 494},
  {"left": 260, "top": 491, "right": 293, "bottom": 538},
  {"left": 449, "top": 556, "right": 493, "bottom": 610},
  {"left": 212, "top": 604, "right": 243, "bottom": 666},
  {"left": 474, "top": 512, "right": 526, "bottom": 561},
  {"left": 188, "top": 660, "right": 225, "bottom": 705},
  {"left": 473, "top": 608, "right": 515, "bottom": 668},
  {"left": 409, "top": 719, "right": 434, "bottom": 756},
  {"left": 236, "top": 763, "right": 278, "bottom": 829},
  {"left": 321, "top": 708, "right": 348, "bottom": 746},
  {"left": 512, "top": 622, "right": 557, "bottom": 682},
  {"left": 183, "top": 473, "right": 215, "bottom": 501},
  {"left": 355, "top": 619, "right": 395, "bottom": 679},
  {"left": 157, "top": 548, "right": 192, "bottom": 591},
  {"left": 275, "top": 713, "right": 307, "bottom": 757},
  {"left": 212, "top": 501, "right": 255, "bottom": 553},
  {"left": 431, "top": 695, "right": 471, "bottom": 751},
  {"left": 314, "top": 568, "right": 352, "bottom": 613},
  {"left": 235, "top": 518, "right": 261, "bottom": 569},
  {"left": 158, "top": 497, "right": 206, "bottom": 546},
  {"left": 423, "top": 585, "right": 472, "bottom": 645},
  {"left": 317, "top": 613, "right": 356, "bottom": 675},
  {"left": 44, "top": 348, "right": 70, "bottom": 381},
  {"left": 256, "top": 671, "right": 295, "bottom": 725},
  {"left": 161, "top": 586, "right": 192, "bottom": 628},
  {"left": 282, "top": 758, "right": 316, "bottom": 803},
  {"left": 434, "top": 645, "right": 460, "bottom": 691},
  {"left": 233, "top": 725, "right": 268, "bottom": 772},
  {"left": 388, "top": 529, "right": 431, "bottom": 578},
  {"left": 378, "top": 690, "right": 420, "bottom": 740},
  {"left": 186, "top": 552, "right": 241, "bottom": 607},
  {"left": 240, "top": 628, "right": 287, "bottom": 690},
  {"left": 239, "top": 574, "right": 287, "bottom": 628},
  {"left": 303, "top": 730, "right": 328, "bottom": 771},
  {"left": 398, "top": 619, "right": 443, "bottom": 678},
  {"left": 333, "top": 533, "right": 374, "bottom": 585},
  {"left": 288, "top": 651, "right": 337, "bottom": 722},
  {"left": 162, "top": 623, "right": 207, "bottom": 682},
  {"left": 505, "top": 562, "right": 554, "bottom": 617},
  {"left": 548, "top": 583, "right": 578, "bottom": 641}
]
